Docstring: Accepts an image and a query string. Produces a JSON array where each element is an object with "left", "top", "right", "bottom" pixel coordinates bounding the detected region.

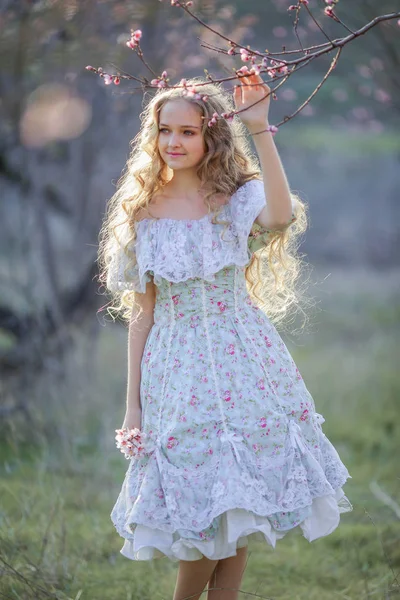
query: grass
[{"left": 0, "top": 267, "right": 399, "bottom": 599}]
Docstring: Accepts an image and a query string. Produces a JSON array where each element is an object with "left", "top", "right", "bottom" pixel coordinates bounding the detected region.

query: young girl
[{"left": 98, "top": 73, "right": 352, "bottom": 600}]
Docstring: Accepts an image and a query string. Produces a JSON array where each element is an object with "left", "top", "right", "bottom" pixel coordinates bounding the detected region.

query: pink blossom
[
  {"left": 267, "top": 125, "right": 279, "bottom": 135},
  {"left": 240, "top": 49, "right": 251, "bottom": 62},
  {"left": 103, "top": 75, "right": 112, "bottom": 85},
  {"left": 114, "top": 77, "right": 120, "bottom": 85},
  {"left": 237, "top": 65, "right": 250, "bottom": 75},
  {"left": 133, "top": 29, "right": 142, "bottom": 41}
]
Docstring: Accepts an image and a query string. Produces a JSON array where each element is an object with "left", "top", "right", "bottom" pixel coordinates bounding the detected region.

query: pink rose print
[
  {"left": 223, "top": 390, "right": 231, "bottom": 402},
  {"left": 226, "top": 343, "right": 235, "bottom": 355},
  {"left": 190, "top": 395, "right": 199, "bottom": 407},
  {"left": 259, "top": 417, "right": 267, "bottom": 428},
  {"left": 217, "top": 301, "right": 227, "bottom": 313},
  {"left": 166, "top": 436, "right": 179, "bottom": 449},
  {"left": 257, "top": 378, "right": 265, "bottom": 390},
  {"left": 300, "top": 409, "right": 309, "bottom": 422},
  {"left": 264, "top": 336, "right": 272, "bottom": 347},
  {"left": 172, "top": 294, "right": 180, "bottom": 305}
]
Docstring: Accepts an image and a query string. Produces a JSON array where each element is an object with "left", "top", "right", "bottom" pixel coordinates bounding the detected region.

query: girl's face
[{"left": 157, "top": 99, "right": 206, "bottom": 171}]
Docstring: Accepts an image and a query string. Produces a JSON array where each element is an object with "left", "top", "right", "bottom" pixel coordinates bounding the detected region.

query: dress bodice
[{"left": 106, "top": 179, "right": 296, "bottom": 294}]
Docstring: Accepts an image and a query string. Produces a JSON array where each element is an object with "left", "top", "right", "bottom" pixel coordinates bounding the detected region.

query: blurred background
[{"left": 0, "top": 1, "right": 399, "bottom": 598}]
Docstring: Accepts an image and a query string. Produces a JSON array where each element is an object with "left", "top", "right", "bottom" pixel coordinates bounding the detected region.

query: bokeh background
[{"left": 1, "top": 1, "right": 399, "bottom": 598}]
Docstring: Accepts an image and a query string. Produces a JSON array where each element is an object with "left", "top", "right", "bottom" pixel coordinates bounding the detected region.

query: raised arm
[{"left": 234, "top": 73, "right": 293, "bottom": 230}]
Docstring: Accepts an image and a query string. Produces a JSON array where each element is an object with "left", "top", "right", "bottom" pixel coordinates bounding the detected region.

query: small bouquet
[{"left": 115, "top": 427, "right": 147, "bottom": 460}]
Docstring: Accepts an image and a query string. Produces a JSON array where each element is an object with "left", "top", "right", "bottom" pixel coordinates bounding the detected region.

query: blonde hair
[{"left": 97, "top": 77, "right": 312, "bottom": 333}]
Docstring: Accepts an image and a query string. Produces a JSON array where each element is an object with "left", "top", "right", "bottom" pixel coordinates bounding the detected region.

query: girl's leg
[
  {"left": 173, "top": 555, "right": 219, "bottom": 600},
  {"left": 206, "top": 546, "right": 248, "bottom": 600}
]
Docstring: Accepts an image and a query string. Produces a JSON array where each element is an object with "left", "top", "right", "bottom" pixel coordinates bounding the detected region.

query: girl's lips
[{"left": 167, "top": 152, "right": 185, "bottom": 156}]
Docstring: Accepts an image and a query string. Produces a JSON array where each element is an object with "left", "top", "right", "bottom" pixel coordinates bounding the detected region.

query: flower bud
[
  {"left": 267, "top": 125, "right": 278, "bottom": 135},
  {"left": 133, "top": 29, "right": 142, "bottom": 40},
  {"left": 114, "top": 77, "right": 121, "bottom": 85}
]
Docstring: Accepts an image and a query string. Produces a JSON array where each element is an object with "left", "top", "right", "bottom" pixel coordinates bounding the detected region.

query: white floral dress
[{"left": 107, "top": 179, "right": 352, "bottom": 562}]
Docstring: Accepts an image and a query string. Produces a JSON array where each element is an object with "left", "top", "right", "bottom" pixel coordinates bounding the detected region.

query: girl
[{"left": 98, "top": 73, "right": 352, "bottom": 600}]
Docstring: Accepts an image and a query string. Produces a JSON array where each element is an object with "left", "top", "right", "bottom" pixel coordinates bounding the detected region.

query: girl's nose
[{"left": 169, "top": 133, "right": 181, "bottom": 147}]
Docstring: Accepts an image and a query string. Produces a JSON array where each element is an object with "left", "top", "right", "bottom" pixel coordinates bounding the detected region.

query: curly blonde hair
[{"left": 97, "top": 77, "right": 311, "bottom": 333}]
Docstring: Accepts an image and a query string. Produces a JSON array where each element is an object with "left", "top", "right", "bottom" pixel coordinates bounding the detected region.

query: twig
[{"left": 369, "top": 481, "right": 400, "bottom": 519}]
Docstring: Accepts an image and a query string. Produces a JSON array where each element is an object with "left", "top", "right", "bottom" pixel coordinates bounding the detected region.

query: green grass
[{"left": 1, "top": 268, "right": 399, "bottom": 599}]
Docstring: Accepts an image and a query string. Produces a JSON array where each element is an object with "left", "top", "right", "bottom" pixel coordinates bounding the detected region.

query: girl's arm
[
  {"left": 125, "top": 279, "right": 156, "bottom": 413},
  {"left": 234, "top": 73, "right": 293, "bottom": 230},
  {"left": 248, "top": 127, "right": 293, "bottom": 230}
]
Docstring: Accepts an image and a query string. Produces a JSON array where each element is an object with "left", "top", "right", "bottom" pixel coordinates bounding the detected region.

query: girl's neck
[{"left": 164, "top": 170, "right": 202, "bottom": 198}]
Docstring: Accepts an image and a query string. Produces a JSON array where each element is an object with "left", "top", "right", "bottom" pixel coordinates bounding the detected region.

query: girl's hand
[
  {"left": 233, "top": 73, "right": 271, "bottom": 131},
  {"left": 121, "top": 406, "right": 142, "bottom": 432}
]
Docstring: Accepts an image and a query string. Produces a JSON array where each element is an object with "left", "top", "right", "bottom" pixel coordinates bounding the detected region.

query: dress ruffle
[
  {"left": 106, "top": 179, "right": 296, "bottom": 294},
  {"left": 110, "top": 420, "right": 352, "bottom": 562},
  {"left": 119, "top": 490, "right": 350, "bottom": 562}
]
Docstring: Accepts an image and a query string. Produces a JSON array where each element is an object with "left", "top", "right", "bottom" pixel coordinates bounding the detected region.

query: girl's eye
[{"left": 158, "top": 129, "right": 194, "bottom": 135}]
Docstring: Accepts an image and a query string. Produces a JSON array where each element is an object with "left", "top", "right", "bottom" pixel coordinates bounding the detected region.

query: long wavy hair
[{"left": 97, "top": 77, "right": 312, "bottom": 333}]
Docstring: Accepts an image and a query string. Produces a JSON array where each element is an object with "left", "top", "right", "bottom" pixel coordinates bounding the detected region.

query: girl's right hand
[{"left": 121, "top": 406, "right": 142, "bottom": 432}]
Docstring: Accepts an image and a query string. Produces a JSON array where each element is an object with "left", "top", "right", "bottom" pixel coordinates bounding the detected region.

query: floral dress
[{"left": 107, "top": 179, "right": 352, "bottom": 562}]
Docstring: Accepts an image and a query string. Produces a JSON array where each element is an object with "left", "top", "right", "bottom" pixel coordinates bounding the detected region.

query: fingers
[{"left": 234, "top": 83, "right": 243, "bottom": 105}]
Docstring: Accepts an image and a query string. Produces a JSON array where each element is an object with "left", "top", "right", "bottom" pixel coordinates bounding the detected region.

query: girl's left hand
[{"left": 233, "top": 73, "right": 271, "bottom": 130}]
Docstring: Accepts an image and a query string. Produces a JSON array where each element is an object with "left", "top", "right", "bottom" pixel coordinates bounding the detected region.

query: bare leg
[
  {"left": 206, "top": 546, "right": 248, "bottom": 600},
  {"left": 173, "top": 555, "right": 219, "bottom": 600}
]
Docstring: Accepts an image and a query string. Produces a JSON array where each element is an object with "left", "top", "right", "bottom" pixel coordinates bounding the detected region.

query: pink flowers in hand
[{"left": 115, "top": 427, "right": 147, "bottom": 460}]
